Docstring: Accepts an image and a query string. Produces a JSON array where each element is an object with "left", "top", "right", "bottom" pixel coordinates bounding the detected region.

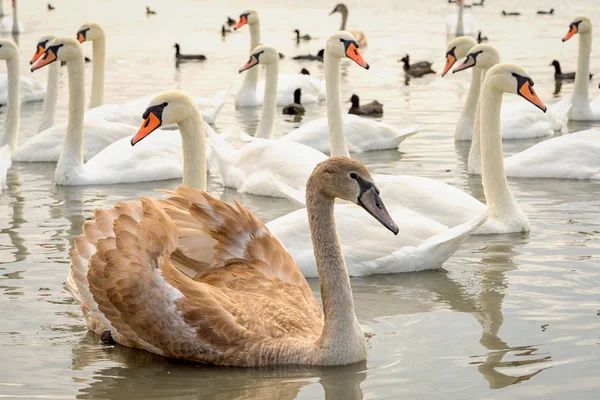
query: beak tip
[{"left": 365, "top": 64, "right": 370, "bottom": 70}]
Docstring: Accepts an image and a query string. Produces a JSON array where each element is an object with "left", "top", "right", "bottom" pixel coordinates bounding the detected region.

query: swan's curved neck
[
  {"left": 479, "top": 80, "right": 524, "bottom": 222},
  {"left": 339, "top": 9, "right": 348, "bottom": 30},
  {"left": 57, "top": 54, "right": 86, "bottom": 173},
  {"left": 0, "top": 56, "right": 20, "bottom": 150},
  {"left": 90, "top": 34, "right": 106, "bottom": 109},
  {"left": 324, "top": 53, "right": 350, "bottom": 157},
  {"left": 306, "top": 187, "right": 364, "bottom": 360},
  {"left": 572, "top": 32, "right": 592, "bottom": 113},
  {"left": 456, "top": 66, "right": 482, "bottom": 141},
  {"left": 239, "top": 22, "right": 261, "bottom": 92},
  {"left": 456, "top": 1, "right": 464, "bottom": 36},
  {"left": 178, "top": 112, "right": 207, "bottom": 190},
  {"left": 38, "top": 63, "right": 60, "bottom": 132},
  {"left": 255, "top": 61, "right": 278, "bottom": 139},
  {"left": 468, "top": 67, "right": 488, "bottom": 173}
]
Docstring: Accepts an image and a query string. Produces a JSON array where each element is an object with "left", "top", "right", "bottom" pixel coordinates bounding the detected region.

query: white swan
[
  {"left": 562, "top": 16, "right": 600, "bottom": 121},
  {"left": 0, "top": 39, "right": 20, "bottom": 187},
  {"left": 233, "top": 10, "right": 325, "bottom": 107},
  {"left": 329, "top": 3, "right": 367, "bottom": 47},
  {"left": 442, "top": 36, "right": 480, "bottom": 141},
  {"left": 452, "top": 43, "right": 565, "bottom": 145},
  {"left": 279, "top": 32, "right": 419, "bottom": 154},
  {"left": 0, "top": 34, "right": 44, "bottom": 106},
  {"left": 29, "top": 37, "right": 213, "bottom": 185},
  {"left": 209, "top": 45, "right": 328, "bottom": 197},
  {"left": 446, "top": 0, "right": 474, "bottom": 37},
  {"left": 16, "top": 40, "right": 137, "bottom": 163},
  {"left": 0, "top": 0, "right": 23, "bottom": 33},
  {"left": 30, "top": 35, "right": 60, "bottom": 132},
  {"left": 76, "top": 22, "right": 227, "bottom": 124},
  {"left": 276, "top": 64, "right": 542, "bottom": 235}
]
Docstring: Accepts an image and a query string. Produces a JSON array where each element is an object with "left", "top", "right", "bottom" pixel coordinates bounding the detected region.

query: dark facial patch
[
  {"left": 340, "top": 38, "right": 360, "bottom": 51},
  {"left": 569, "top": 20, "right": 582, "bottom": 31},
  {"left": 142, "top": 102, "right": 168, "bottom": 121},
  {"left": 77, "top": 28, "right": 90, "bottom": 40},
  {"left": 38, "top": 39, "right": 50, "bottom": 49},
  {"left": 512, "top": 72, "right": 534, "bottom": 94},
  {"left": 466, "top": 50, "right": 483, "bottom": 65},
  {"left": 446, "top": 46, "right": 456, "bottom": 59}
]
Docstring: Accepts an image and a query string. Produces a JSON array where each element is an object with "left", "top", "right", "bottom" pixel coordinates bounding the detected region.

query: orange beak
[
  {"left": 346, "top": 43, "right": 369, "bottom": 69},
  {"left": 77, "top": 32, "right": 86, "bottom": 43},
  {"left": 562, "top": 25, "right": 578, "bottom": 42},
  {"left": 31, "top": 50, "right": 57, "bottom": 72},
  {"left": 30, "top": 44, "right": 45, "bottom": 65},
  {"left": 442, "top": 54, "right": 456, "bottom": 77},
  {"left": 519, "top": 81, "right": 547, "bottom": 112},
  {"left": 239, "top": 55, "right": 258, "bottom": 73},
  {"left": 234, "top": 15, "right": 247, "bottom": 30},
  {"left": 131, "top": 112, "right": 162, "bottom": 145}
]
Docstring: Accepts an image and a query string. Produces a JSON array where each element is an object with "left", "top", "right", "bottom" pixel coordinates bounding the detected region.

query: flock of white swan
[{"left": 0, "top": 4, "right": 599, "bottom": 367}]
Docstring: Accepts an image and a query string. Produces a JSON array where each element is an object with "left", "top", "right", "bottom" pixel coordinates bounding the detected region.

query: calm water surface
[{"left": 1, "top": 0, "right": 599, "bottom": 398}]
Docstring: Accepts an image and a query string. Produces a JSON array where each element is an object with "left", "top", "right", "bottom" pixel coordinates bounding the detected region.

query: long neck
[
  {"left": 324, "top": 53, "right": 350, "bottom": 157},
  {"left": 255, "top": 61, "right": 278, "bottom": 139},
  {"left": 178, "top": 112, "right": 207, "bottom": 189},
  {"left": 306, "top": 189, "right": 363, "bottom": 353},
  {"left": 11, "top": 0, "right": 18, "bottom": 34},
  {"left": 572, "top": 32, "right": 592, "bottom": 111},
  {"left": 57, "top": 55, "right": 86, "bottom": 172},
  {"left": 554, "top": 62, "right": 562, "bottom": 74},
  {"left": 456, "top": 67, "right": 482, "bottom": 141},
  {"left": 456, "top": 2, "right": 464, "bottom": 36},
  {"left": 340, "top": 9, "right": 348, "bottom": 30},
  {"left": 1, "top": 56, "right": 20, "bottom": 150},
  {"left": 38, "top": 62, "right": 60, "bottom": 132},
  {"left": 479, "top": 83, "right": 523, "bottom": 219},
  {"left": 240, "top": 22, "right": 260, "bottom": 91},
  {"left": 468, "top": 67, "right": 487, "bottom": 173},
  {"left": 90, "top": 35, "right": 106, "bottom": 108}
]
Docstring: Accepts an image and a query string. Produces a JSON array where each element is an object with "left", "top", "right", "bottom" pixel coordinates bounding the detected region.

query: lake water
[{"left": 1, "top": 0, "right": 599, "bottom": 398}]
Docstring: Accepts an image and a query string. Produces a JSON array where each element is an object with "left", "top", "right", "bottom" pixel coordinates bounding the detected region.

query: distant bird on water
[
  {"left": 222, "top": 25, "right": 231, "bottom": 37},
  {"left": 226, "top": 16, "right": 236, "bottom": 26},
  {"left": 537, "top": 9, "right": 554, "bottom": 15},
  {"left": 173, "top": 43, "right": 206, "bottom": 61},
  {"left": 146, "top": 6, "right": 156, "bottom": 15},
  {"left": 550, "top": 60, "right": 592, "bottom": 81},
  {"left": 283, "top": 89, "right": 305, "bottom": 115},
  {"left": 47, "top": 3, "right": 54, "bottom": 10},
  {"left": 348, "top": 94, "right": 383, "bottom": 116},
  {"left": 502, "top": 10, "right": 520, "bottom": 16},
  {"left": 477, "top": 30, "right": 488, "bottom": 43}
]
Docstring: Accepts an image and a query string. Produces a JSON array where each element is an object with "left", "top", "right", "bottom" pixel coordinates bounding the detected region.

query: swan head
[
  {"left": 234, "top": 9, "right": 259, "bottom": 30},
  {"left": 30, "top": 34, "right": 56, "bottom": 64},
  {"left": 310, "top": 157, "right": 399, "bottom": 235},
  {"left": 31, "top": 37, "right": 83, "bottom": 72},
  {"left": 484, "top": 64, "right": 547, "bottom": 113},
  {"left": 326, "top": 31, "right": 369, "bottom": 69},
  {"left": 239, "top": 45, "right": 279, "bottom": 73},
  {"left": 442, "top": 36, "right": 477, "bottom": 76},
  {"left": 329, "top": 3, "right": 348, "bottom": 16},
  {"left": 76, "top": 22, "right": 104, "bottom": 43},
  {"left": 453, "top": 44, "right": 500, "bottom": 73},
  {"left": 563, "top": 16, "right": 591, "bottom": 41},
  {"left": 132, "top": 91, "right": 197, "bottom": 145},
  {"left": 0, "top": 39, "right": 18, "bottom": 61}
]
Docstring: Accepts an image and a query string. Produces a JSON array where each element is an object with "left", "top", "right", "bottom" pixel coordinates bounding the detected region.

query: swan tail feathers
[
  {"left": 207, "top": 128, "right": 238, "bottom": 180},
  {"left": 268, "top": 175, "right": 307, "bottom": 207},
  {"left": 373, "top": 207, "right": 489, "bottom": 274},
  {"left": 201, "top": 86, "right": 230, "bottom": 124},
  {"left": 392, "top": 124, "right": 421, "bottom": 145}
]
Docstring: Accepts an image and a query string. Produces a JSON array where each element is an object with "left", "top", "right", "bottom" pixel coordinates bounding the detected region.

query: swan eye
[{"left": 350, "top": 173, "right": 358, "bottom": 180}]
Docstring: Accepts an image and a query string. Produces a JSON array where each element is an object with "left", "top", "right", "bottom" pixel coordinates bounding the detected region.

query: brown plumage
[
  {"left": 68, "top": 157, "right": 399, "bottom": 367},
  {"left": 348, "top": 94, "right": 383, "bottom": 116},
  {"left": 283, "top": 88, "right": 305, "bottom": 115},
  {"left": 400, "top": 54, "right": 435, "bottom": 77}
]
